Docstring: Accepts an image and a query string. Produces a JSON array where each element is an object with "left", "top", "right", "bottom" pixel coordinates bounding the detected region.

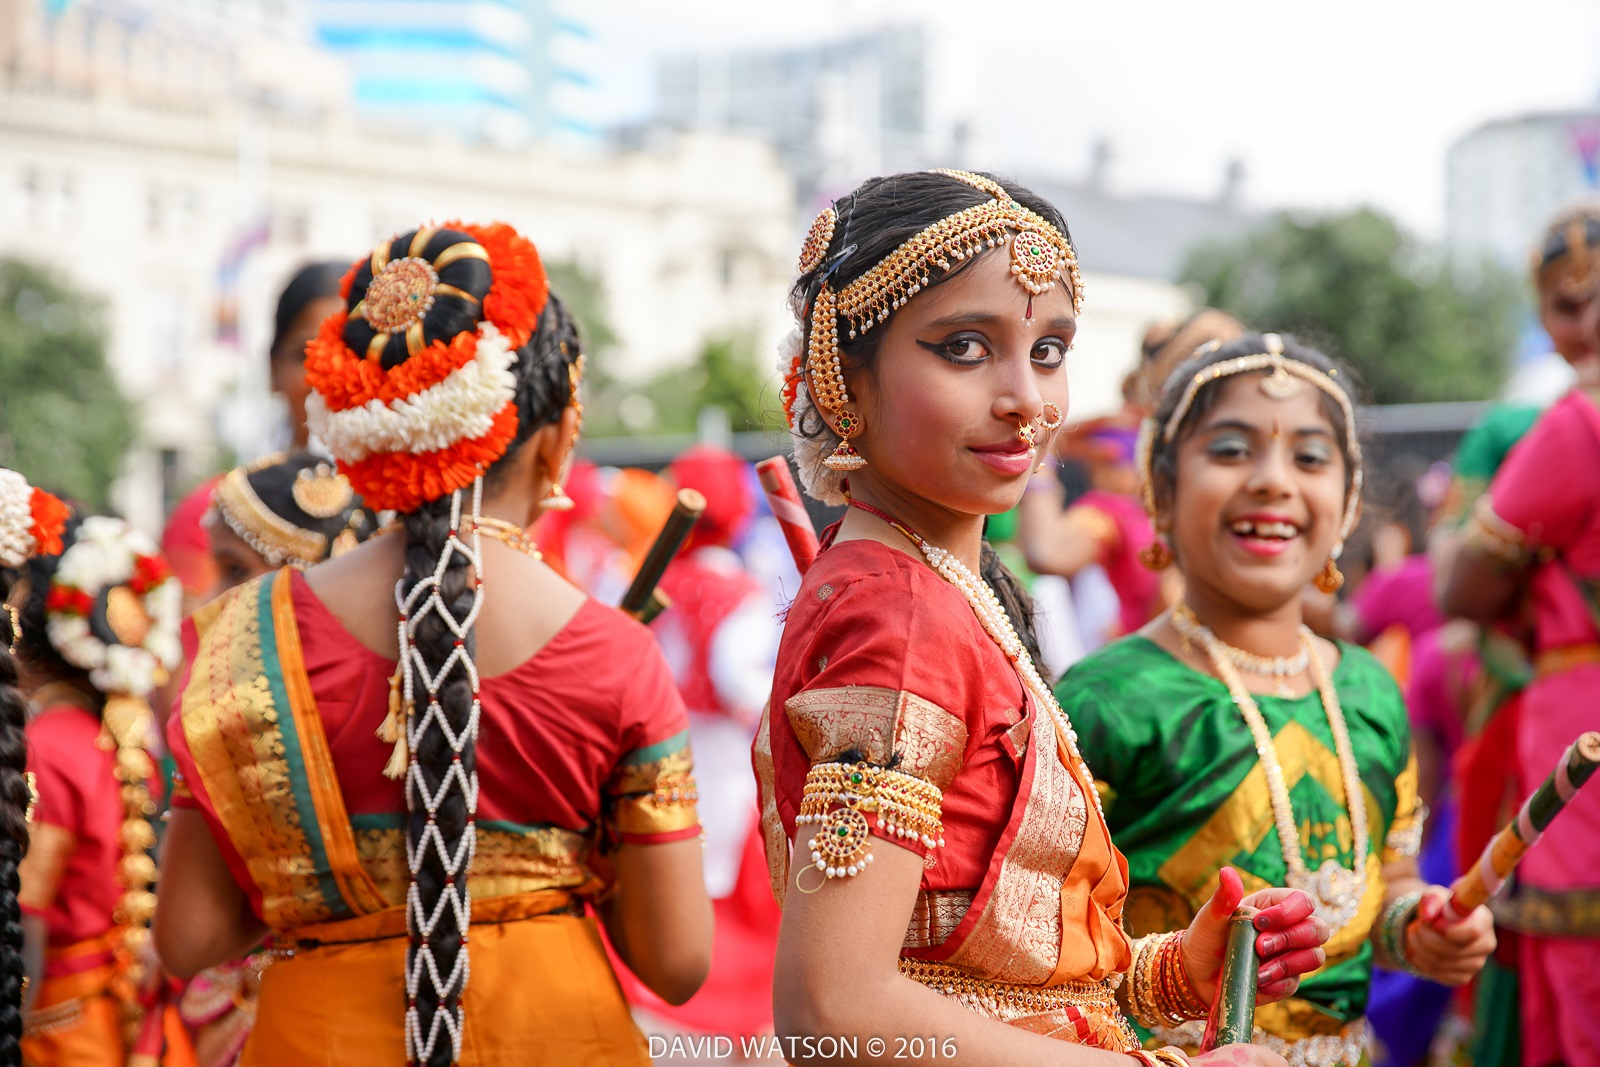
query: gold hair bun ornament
[
  {"left": 798, "top": 206, "right": 838, "bottom": 275},
  {"left": 360, "top": 257, "right": 440, "bottom": 336},
  {"left": 212, "top": 465, "right": 329, "bottom": 568},
  {"left": 292, "top": 463, "right": 355, "bottom": 519}
]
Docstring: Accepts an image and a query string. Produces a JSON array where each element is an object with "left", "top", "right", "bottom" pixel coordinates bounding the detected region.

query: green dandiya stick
[
  {"left": 619, "top": 488, "right": 706, "bottom": 625},
  {"left": 1200, "top": 906, "right": 1259, "bottom": 1050},
  {"left": 1435, "top": 731, "right": 1600, "bottom": 924}
]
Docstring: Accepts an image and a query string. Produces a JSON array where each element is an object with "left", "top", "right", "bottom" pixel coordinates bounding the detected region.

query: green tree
[
  {"left": 0, "top": 259, "right": 135, "bottom": 507},
  {"left": 631, "top": 335, "right": 782, "bottom": 436},
  {"left": 542, "top": 259, "right": 781, "bottom": 436},
  {"left": 1181, "top": 208, "right": 1521, "bottom": 403}
]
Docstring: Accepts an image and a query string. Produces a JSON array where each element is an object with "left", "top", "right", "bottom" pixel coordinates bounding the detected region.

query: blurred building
[
  {"left": 0, "top": 0, "right": 794, "bottom": 532},
  {"left": 308, "top": 0, "right": 599, "bottom": 145},
  {"left": 1024, "top": 167, "right": 1256, "bottom": 420},
  {"left": 651, "top": 25, "right": 929, "bottom": 211},
  {"left": 1447, "top": 107, "right": 1600, "bottom": 267}
]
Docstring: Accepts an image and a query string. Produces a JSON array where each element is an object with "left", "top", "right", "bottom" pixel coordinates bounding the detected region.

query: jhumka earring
[
  {"left": 823, "top": 410, "right": 867, "bottom": 472},
  {"left": 1038, "top": 402, "right": 1065, "bottom": 431},
  {"left": 541, "top": 481, "right": 575, "bottom": 511},
  {"left": 1139, "top": 538, "right": 1173, "bottom": 572},
  {"left": 1314, "top": 549, "right": 1345, "bottom": 594},
  {"left": 544, "top": 351, "right": 584, "bottom": 510}
]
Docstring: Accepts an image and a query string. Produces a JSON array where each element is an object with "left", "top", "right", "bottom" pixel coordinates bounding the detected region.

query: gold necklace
[
  {"left": 1171, "top": 602, "right": 1309, "bottom": 697},
  {"left": 473, "top": 517, "right": 542, "bottom": 559},
  {"left": 1183, "top": 614, "right": 1369, "bottom": 932}
]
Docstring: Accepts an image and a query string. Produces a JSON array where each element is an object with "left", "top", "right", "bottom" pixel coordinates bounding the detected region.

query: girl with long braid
[
  {"left": 15, "top": 511, "right": 184, "bottom": 1064},
  {"left": 0, "top": 469, "right": 67, "bottom": 1067},
  {"left": 156, "top": 223, "right": 711, "bottom": 1066}
]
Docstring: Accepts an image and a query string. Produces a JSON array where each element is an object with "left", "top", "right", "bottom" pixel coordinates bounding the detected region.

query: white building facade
[
  {"left": 0, "top": 0, "right": 796, "bottom": 532},
  {"left": 1447, "top": 108, "right": 1600, "bottom": 267}
]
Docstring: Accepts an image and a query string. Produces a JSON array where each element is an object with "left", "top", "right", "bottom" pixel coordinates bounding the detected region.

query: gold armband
[
  {"left": 1127, "top": 931, "right": 1208, "bottom": 1028},
  {"left": 797, "top": 761, "right": 944, "bottom": 880}
]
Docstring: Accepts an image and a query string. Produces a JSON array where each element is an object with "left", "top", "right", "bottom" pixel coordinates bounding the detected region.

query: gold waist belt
[
  {"left": 1534, "top": 643, "right": 1600, "bottom": 679},
  {"left": 897, "top": 959, "right": 1139, "bottom": 1050}
]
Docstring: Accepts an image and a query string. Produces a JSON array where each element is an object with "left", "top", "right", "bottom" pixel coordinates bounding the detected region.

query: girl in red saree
[
  {"left": 757, "top": 169, "right": 1331, "bottom": 1067},
  {"left": 155, "top": 223, "right": 711, "bottom": 1066}
]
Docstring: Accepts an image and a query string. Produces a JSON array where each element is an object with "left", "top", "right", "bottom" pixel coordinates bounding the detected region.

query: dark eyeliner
[{"left": 916, "top": 336, "right": 986, "bottom": 366}]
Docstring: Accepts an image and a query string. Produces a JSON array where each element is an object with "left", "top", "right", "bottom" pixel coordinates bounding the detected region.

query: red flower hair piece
[{"left": 28, "top": 488, "right": 68, "bottom": 558}]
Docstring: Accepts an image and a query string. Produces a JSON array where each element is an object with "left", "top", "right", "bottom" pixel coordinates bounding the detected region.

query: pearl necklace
[
  {"left": 847, "top": 500, "right": 1101, "bottom": 815},
  {"left": 1180, "top": 612, "right": 1369, "bottom": 932},
  {"left": 1171, "top": 603, "right": 1309, "bottom": 697}
]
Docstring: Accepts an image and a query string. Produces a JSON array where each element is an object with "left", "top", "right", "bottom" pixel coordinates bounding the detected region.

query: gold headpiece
[
  {"left": 211, "top": 455, "right": 332, "bottom": 567},
  {"left": 801, "top": 169, "right": 1083, "bottom": 468},
  {"left": 1141, "top": 334, "right": 1363, "bottom": 546},
  {"left": 291, "top": 463, "right": 355, "bottom": 518},
  {"left": 798, "top": 207, "right": 837, "bottom": 275}
]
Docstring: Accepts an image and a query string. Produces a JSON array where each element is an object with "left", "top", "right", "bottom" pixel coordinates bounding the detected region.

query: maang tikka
[{"left": 798, "top": 170, "right": 1084, "bottom": 473}]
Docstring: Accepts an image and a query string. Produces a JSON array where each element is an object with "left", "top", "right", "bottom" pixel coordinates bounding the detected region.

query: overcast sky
[{"left": 582, "top": 0, "right": 1600, "bottom": 236}]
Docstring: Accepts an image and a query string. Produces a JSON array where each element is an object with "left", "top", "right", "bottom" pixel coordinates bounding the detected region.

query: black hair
[
  {"left": 790, "top": 171, "right": 1070, "bottom": 665},
  {"left": 1146, "top": 333, "right": 1361, "bottom": 540},
  {"left": 341, "top": 232, "right": 493, "bottom": 370},
  {"left": 355, "top": 228, "right": 581, "bottom": 1067},
  {"left": 0, "top": 568, "right": 31, "bottom": 1060},
  {"left": 270, "top": 261, "right": 348, "bottom": 359},
  {"left": 238, "top": 453, "right": 378, "bottom": 560}
]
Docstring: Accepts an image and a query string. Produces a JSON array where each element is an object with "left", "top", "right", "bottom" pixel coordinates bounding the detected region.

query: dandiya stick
[
  {"left": 1200, "top": 906, "right": 1260, "bottom": 1050},
  {"left": 1435, "top": 731, "right": 1600, "bottom": 925},
  {"left": 619, "top": 488, "right": 706, "bottom": 626},
  {"left": 755, "top": 456, "right": 820, "bottom": 575}
]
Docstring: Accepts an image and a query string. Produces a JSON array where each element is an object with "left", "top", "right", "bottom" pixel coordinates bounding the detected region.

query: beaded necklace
[
  {"left": 846, "top": 498, "right": 1100, "bottom": 815},
  {"left": 1173, "top": 605, "right": 1368, "bottom": 932},
  {"left": 1171, "top": 603, "right": 1308, "bottom": 697}
]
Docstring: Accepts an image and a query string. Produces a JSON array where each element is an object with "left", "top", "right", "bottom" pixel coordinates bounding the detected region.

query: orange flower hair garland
[{"left": 304, "top": 221, "right": 549, "bottom": 513}]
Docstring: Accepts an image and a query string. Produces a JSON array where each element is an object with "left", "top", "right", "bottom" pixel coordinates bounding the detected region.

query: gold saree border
[
  {"left": 352, "top": 824, "right": 604, "bottom": 905},
  {"left": 183, "top": 578, "right": 326, "bottom": 928},
  {"left": 940, "top": 704, "right": 1089, "bottom": 984},
  {"left": 269, "top": 569, "right": 388, "bottom": 917}
]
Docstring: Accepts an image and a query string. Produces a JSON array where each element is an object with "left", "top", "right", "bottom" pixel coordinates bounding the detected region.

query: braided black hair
[
  {"left": 0, "top": 569, "right": 31, "bottom": 1063},
  {"left": 376, "top": 236, "right": 580, "bottom": 1066}
]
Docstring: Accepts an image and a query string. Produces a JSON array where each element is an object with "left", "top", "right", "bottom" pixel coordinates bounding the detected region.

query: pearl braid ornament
[
  {"left": 1184, "top": 615, "right": 1369, "bottom": 933},
  {"left": 397, "top": 479, "right": 485, "bottom": 1066},
  {"left": 848, "top": 500, "right": 1100, "bottom": 815}
]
